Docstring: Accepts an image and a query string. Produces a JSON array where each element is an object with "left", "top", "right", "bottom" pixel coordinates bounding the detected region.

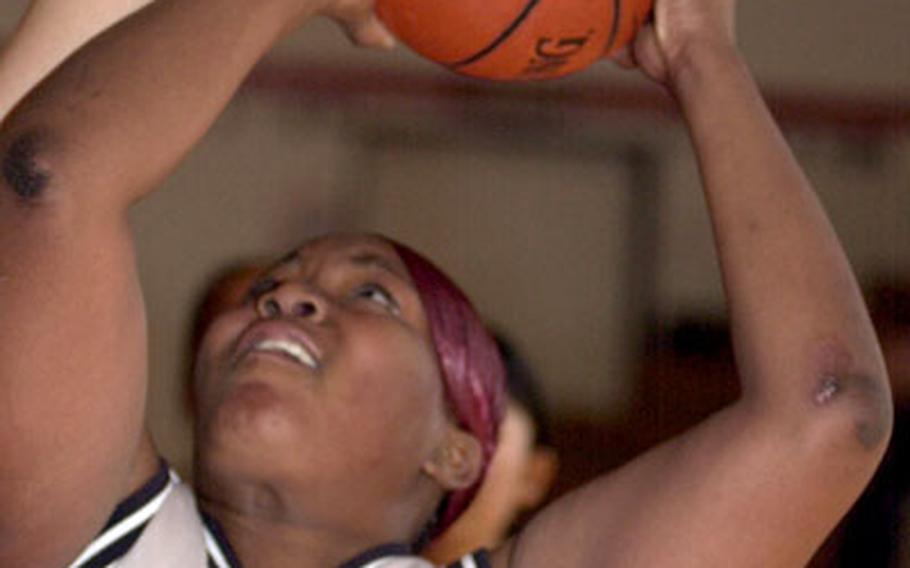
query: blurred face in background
[{"left": 423, "top": 399, "right": 558, "bottom": 564}]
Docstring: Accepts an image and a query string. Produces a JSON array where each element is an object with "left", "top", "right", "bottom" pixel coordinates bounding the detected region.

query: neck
[
  {"left": 202, "top": 500, "right": 374, "bottom": 568},
  {"left": 194, "top": 476, "right": 433, "bottom": 568}
]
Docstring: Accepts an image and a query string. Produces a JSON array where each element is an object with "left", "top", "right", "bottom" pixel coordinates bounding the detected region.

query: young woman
[{"left": 0, "top": 0, "right": 893, "bottom": 566}]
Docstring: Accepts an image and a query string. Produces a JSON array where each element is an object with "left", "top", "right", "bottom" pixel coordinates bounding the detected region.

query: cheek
[
  {"left": 340, "top": 320, "right": 440, "bottom": 398},
  {"left": 192, "top": 312, "right": 251, "bottom": 414},
  {"left": 332, "top": 324, "right": 446, "bottom": 452}
]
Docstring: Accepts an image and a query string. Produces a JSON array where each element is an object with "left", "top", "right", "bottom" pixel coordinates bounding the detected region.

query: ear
[
  {"left": 422, "top": 426, "right": 484, "bottom": 492},
  {"left": 516, "top": 447, "right": 559, "bottom": 510}
]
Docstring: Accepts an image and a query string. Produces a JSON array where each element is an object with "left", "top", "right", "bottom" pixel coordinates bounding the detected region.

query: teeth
[{"left": 254, "top": 339, "right": 317, "bottom": 369}]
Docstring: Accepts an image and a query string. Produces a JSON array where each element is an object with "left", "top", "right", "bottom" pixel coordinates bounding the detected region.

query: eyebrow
[
  {"left": 347, "top": 252, "right": 412, "bottom": 284},
  {"left": 268, "top": 248, "right": 414, "bottom": 290},
  {"left": 262, "top": 249, "right": 304, "bottom": 278},
  {"left": 274, "top": 250, "right": 300, "bottom": 268}
]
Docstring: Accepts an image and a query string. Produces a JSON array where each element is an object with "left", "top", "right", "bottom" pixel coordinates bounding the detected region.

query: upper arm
[
  {"left": 493, "top": 366, "right": 892, "bottom": 568},
  {"left": 0, "top": 0, "right": 154, "bottom": 121},
  {"left": 0, "top": 134, "right": 155, "bottom": 566}
]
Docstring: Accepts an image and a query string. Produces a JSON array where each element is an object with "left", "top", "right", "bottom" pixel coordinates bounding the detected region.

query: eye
[
  {"left": 352, "top": 283, "right": 400, "bottom": 313},
  {"left": 245, "top": 276, "right": 280, "bottom": 302}
]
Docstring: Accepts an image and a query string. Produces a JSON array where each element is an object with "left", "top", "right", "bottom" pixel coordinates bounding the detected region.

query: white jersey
[{"left": 69, "top": 462, "right": 491, "bottom": 568}]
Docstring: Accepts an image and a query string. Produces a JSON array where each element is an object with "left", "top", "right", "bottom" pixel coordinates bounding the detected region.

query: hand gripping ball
[{"left": 376, "top": 0, "right": 654, "bottom": 80}]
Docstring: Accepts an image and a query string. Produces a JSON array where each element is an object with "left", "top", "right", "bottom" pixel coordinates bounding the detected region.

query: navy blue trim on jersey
[
  {"left": 76, "top": 528, "right": 146, "bottom": 568},
  {"left": 73, "top": 459, "right": 490, "bottom": 568},
  {"left": 338, "top": 543, "right": 413, "bottom": 568},
  {"left": 70, "top": 460, "right": 172, "bottom": 568},
  {"left": 466, "top": 549, "right": 494, "bottom": 568},
  {"left": 101, "top": 460, "right": 170, "bottom": 531},
  {"left": 200, "top": 510, "right": 243, "bottom": 568}
]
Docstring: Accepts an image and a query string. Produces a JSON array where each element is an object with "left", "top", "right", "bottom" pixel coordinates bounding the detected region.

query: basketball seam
[
  {"left": 603, "top": 0, "right": 623, "bottom": 54},
  {"left": 448, "top": 0, "right": 543, "bottom": 69}
]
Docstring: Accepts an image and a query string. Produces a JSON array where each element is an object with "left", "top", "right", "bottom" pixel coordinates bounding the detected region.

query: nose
[{"left": 254, "top": 278, "right": 327, "bottom": 321}]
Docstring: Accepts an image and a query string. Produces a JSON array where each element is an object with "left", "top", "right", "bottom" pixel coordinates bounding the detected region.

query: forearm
[
  {"left": 672, "top": 44, "right": 891, "bottom": 425},
  {"left": 0, "top": 0, "right": 310, "bottom": 208},
  {"left": 497, "top": 12, "right": 894, "bottom": 568},
  {"left": 0, "top": 0, "right": 153, "bottom": 121}
]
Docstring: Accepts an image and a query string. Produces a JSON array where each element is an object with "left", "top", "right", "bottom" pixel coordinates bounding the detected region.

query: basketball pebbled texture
[{"left": 376, "top": 0, "right": 653, "bottom": 80}]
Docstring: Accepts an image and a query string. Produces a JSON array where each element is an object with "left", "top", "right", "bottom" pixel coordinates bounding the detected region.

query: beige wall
[
  {"left": 125, "top": 100, "right": 910, "bottom": 474},
  {"left": 1, "top": 1, "right": 908, "bottom": 474},
  {"left": 347, "top": 127, "right": 637, "bottom": 417},
  {"left": 2, "top": 0, "right": 909, "bottom": 94},
  {"left": 656, "top": 129, "right": 910, "bottom": 316}
]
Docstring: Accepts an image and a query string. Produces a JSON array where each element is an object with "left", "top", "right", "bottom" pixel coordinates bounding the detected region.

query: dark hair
[
  {"left": 494, "top": 333, "right": 551, "bottom": 446},
  {"left": 388, "top": 240, "right": 507, "bottom": 538}
]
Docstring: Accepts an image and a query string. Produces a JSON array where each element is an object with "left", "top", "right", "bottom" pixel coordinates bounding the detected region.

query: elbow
[
  {"left": 751, "top": 337, "right": 896, "bottom": 468},
  {"left": 799, "top": 334, "right": 894, "bottom": 464},
  {"left": 810, "top": 370, "right": 893, "bottom": 456}
]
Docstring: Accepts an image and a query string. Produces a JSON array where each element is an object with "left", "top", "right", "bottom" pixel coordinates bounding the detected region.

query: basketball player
[{"left": 0, "top": 0, "right": 893, "bottom": 566}]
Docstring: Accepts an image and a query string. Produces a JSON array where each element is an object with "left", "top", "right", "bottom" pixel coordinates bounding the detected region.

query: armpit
[{"left": 2, "top": 131, "right": 51, "bottom": 201}]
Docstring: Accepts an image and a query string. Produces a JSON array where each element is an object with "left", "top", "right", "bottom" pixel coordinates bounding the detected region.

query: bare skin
[
  {"left": 423, "top": 401, "right": 558, "bottom": 565},
  {"left": 0, "top": 0, "right": 154, "bottom": 121},
  {"left": 191, "top": 234, "right": 484, "bottom": 567},
  {"left": 0, "top": 0, "right": 894, "bottom": 567}
]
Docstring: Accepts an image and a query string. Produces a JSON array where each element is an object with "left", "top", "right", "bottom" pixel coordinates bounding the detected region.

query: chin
[{"left": 196, "top": 381, "right": 304, "bottom": 481}]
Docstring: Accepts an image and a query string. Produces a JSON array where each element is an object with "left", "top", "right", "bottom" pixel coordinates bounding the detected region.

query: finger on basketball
[
  {"left": 323, "top": 0, "right": 396, "bottom": 50},
  {"left": 346, "top": 16, "right": 397, "bottom": 49},
  {"left": 632, "top": 23, "right": 669, "bottom": 83},
  {"left": 607, "top": 45, "right": 638, "bottom": 70}
]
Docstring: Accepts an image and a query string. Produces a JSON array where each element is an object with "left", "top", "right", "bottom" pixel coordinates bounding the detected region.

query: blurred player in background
[{"left": 423, "top": 335, "right": 559, "bottom": 565}]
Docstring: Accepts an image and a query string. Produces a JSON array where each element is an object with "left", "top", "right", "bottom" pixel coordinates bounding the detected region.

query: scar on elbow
[
  {"left": 812, "top": 373, "right": 893, "bottom": 451},
  {"left": 2, "top": 132, "right": 51, "bottom": 201}
]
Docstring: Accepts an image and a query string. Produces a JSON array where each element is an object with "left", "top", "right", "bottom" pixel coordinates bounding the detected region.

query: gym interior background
[{"left": 1, "top": 0, "right": 907, "bottom": 522}]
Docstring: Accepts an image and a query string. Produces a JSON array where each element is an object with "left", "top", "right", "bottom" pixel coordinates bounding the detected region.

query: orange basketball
[{"left": 376, "top": 0, "right": 653, "bottom": 81}]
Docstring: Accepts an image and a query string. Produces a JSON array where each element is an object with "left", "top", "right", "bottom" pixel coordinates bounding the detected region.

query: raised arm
[
  {"left": 0, "top": 0, "right": 153, "bottom": 121},
  {"left": 0, "top": 1, "right": 391, "bottom": 565},
  {"left": 493, "top": 1, "right": 893, "bottom": 566}
]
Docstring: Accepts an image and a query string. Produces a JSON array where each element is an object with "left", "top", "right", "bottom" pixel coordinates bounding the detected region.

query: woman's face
[{"left": 192, "top": 235, "right": 452, "bottom": 525}]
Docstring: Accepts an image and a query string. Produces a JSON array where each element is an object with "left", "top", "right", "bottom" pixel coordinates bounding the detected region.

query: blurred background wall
[{"left": 1, "top": 0, "right": 907, "bottom": 487}]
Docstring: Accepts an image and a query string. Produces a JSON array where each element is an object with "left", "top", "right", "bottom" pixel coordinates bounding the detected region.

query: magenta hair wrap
[{"left": 389, "top": 241, "right": 507, "bottom": 537}]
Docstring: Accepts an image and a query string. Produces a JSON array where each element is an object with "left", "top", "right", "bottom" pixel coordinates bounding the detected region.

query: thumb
[
  {"left": 632, "top": 23, "right": 670, "bottom": 84},
  {"left": 332, "top": 5, "right": 397, "bottom": 50},
  {"left": 350, "top": 15, "right": 396, "bottom": 50},
  {"left": 607, "top": 44, "right": 638, "bottom": 70}
]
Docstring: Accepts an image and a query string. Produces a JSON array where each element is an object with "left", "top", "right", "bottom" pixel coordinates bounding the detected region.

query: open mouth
[
  {"left": 233, "top": 320, "right": 323, "bottom": 372},
  {"left": 250, "top": 338, "right": 319, "bottom": 370}
]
